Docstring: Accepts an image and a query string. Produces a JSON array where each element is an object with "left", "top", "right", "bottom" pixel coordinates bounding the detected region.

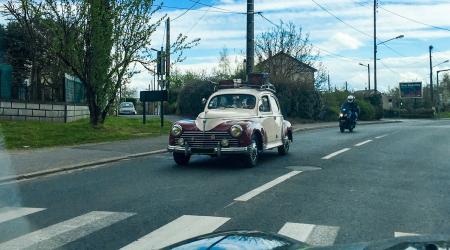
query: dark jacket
[{"left": 341, "top": 102, "right": 360, "bottom": 116}]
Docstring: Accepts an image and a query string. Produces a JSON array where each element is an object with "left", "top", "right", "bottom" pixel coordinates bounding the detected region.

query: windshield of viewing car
[
  {"left": 120, "top": 102, "right": 134, "bottom": 108},
  {"left": 208, "top": 94, "right": 256, "bottom": 110}
]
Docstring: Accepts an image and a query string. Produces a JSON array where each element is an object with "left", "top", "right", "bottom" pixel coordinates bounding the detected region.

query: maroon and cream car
[{"left": 168, "top": 79, "right": 293, "bottom": 167}]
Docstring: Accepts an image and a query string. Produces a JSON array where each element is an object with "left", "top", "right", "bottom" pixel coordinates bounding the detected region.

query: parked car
[
  {"left": 119, "top": 102, "right": 137, "bottom": 115},
  {"left": 168, "top": 75, "right": 293, "bottom": 167}
]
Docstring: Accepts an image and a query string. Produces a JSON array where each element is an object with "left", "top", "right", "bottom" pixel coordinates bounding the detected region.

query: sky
[{"left": 137, "top": 0, "right": 450, "bottom": 93}]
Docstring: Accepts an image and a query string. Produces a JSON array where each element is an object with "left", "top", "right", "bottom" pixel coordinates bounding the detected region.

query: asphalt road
[{"left": 0, "top": 119, "right": 449, "bottom": 249}]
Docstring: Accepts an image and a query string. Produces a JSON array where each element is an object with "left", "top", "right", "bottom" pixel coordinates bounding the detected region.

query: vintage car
[{"left": 167, "top": 76, "right": 293, "bottom": 167}]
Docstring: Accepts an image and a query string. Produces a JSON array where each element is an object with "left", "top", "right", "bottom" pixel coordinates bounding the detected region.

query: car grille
[{"left": 181, "top": 131, "right": 240, "bottom": 148}]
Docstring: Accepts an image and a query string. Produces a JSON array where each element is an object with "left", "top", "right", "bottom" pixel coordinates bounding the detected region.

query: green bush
[
  {"left": 358, "top": 99, "right": 375, "bottom": 121},
  {"left": 399, "top": 108, "right": 435, "bottom": 118},
  {"left": 274, "top": 81, "right": 323, "bottom": 120},
  {"left": 177, "top": 80, "right": 215, "bottom": 117}
]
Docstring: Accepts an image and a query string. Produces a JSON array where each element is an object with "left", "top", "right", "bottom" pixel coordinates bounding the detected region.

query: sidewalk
[{"left": 0, "top": 119, "right": 400, "bottom": 182}]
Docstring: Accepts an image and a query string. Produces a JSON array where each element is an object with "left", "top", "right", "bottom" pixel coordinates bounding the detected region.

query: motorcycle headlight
[
  {"left": 339, "top": 113, "right": 343, "bottom": 117},
  {"left": 230, "top": 125, "right": 243, "bottom": 138},
  {"left": 171, "top": 124, "right": 182, "bottom": 137}
]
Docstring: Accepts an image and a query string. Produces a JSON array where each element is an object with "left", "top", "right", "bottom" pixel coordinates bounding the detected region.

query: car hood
[
  {"left": 195, "top": 109, "right": 255, "bottom": 131},
  {"left": 164, "top": 231, "right": 450, "bottom": 250}
]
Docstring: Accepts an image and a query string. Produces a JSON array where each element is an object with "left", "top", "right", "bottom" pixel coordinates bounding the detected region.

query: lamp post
[
  {"left": 374, "top": 35, "right": 404, "bottom": 92},
  {"left": 359, "top": 63, "right": 371, "bottom": 90},
  {"left": 431, "top": 59, "right": 449, "bottom": 108}
]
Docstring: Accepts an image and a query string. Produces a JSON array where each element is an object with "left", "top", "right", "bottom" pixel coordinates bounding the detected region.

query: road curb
[
  {"left": 292, "top": 120, "right": 401, "bottom": 133},
  {"left": 0, "top": 149, "right": 167, "bottom": 184},
  {"left": 0, "top": 120, "right": 401, "bottom": 184}
]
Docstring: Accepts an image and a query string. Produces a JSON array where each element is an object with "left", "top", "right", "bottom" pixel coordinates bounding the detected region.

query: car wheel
[
  {"left": 278, "top": 138, "right": 290, "bottom": 155},
  {"left": 244, "top": 136, "right": 259, "bottom": 168},
  {"left": 173, "top": 152, "right": 191, "bottom": 166}
]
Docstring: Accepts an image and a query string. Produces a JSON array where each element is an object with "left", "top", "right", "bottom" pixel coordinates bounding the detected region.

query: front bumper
[{"left": 167, "top": 144, "right": 250, "bottom": 156}]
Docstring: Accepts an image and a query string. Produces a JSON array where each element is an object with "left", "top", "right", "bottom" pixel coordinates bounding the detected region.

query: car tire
[
  {"left": 277, "top": 138, "right": 290, "bottom": 155},
  {"left": 173, "top": 152, "right": 190, "bottom": 166},
  {"left": 244, "top": 136, "right": 259, "bottom": 168}
]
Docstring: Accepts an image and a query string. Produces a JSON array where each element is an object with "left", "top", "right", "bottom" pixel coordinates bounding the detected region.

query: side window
[
  {"left": 259, "top": 96, "right": 271, "bottom": 113},
  {"left": 269, "top": 96, "right": 280, "bottom": 114}
]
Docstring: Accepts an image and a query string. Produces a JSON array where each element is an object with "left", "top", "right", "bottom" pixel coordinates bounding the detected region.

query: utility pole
[
  {"left": 367, "top": 64, "right": 371, "bottom": 90},
  {"left": 161, "top": 17, "right": 170, "bottom": 128},
  {"left": 246, "top": 0, "right": 254, "bottom": 77},
  {"left": 429, "top": 45, "right": 434, "bottom": 106},
  {"left": 327, "top": 74, "right": 331, "bottom": 92},
  {"left": 345, "top": 81, "right": 348, "bottom": 91},
  {"left": 373, "top": 0, "right": 378, "bottom": 92}
]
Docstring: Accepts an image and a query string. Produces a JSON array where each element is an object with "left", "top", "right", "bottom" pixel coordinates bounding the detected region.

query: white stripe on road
[
  {"left": 375, "top": 134, "right": 388, "bottom": 139},
  {"left": 121, "top": 215, "right": 230, "bottom": 250},
  {"left": 234, "top": 171, "right": 302, "bottom": 202},
  {"left": 321, "top": 148, "right": 351, "bottom": 160},
  {"left": 278, "top": 222, "right": 339, "bottom": 246},
  {"left": 394, "top": 232, "right": 420, "bottom": 237},
  {"left": 0, "top": 207, "right": 45, "bottom": 224},
  {"left": 354, "top": 140, "right": 373, "bottom": 147},
  {"left": 0, "top": 211, "right": 134, "bottom": 250}
]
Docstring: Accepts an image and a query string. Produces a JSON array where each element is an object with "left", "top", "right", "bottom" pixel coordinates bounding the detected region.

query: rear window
[{"left": 120, "top": 102, "right": 134, "bottom": 108}]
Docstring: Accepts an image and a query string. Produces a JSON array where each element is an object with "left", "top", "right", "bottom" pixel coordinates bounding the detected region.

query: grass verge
[{"left": 0, "top": 116, "right": 172, "bottom": 150}]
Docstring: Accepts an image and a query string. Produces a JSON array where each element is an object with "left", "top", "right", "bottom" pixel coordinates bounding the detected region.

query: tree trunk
[{"left": 86, "top": 85, "right": 105, "bottom": 127}]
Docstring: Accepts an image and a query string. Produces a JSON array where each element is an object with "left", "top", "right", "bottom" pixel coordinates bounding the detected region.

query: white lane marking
[
  {"left": 234, "top": 171, "right": 302, "bottom": 202},
  {"left": 354, "top": 139, "right": 373, "bottom": 147},
  {"left": 278, "top": 222, "right": 339, "bottom": 246},
  {"left": 394, "top": 232, "right": 420, "bottom": 237},
  {"left": 321, "top": 148, "right": 351, "bottom": 160},
  {"left": 0, "top": 211, "right": 134, "bottom": 250},
  {"left": 0, "top": 207, "right": 45, "bottom": 224},
  {"left": 375, "top": 134, "right": 388, "bottom": 139},
  {"left": 121, "top": 215, "right": 230, "bottom": 250}
]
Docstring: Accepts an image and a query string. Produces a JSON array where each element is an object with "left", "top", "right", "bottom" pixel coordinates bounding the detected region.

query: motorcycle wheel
[{"left": 340, "top": 125, "right": 345, "bottom": 133}]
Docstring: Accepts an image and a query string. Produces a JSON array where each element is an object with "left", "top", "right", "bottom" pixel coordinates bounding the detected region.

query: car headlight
[
  {"left": 171, "top": 125, "right": 182, "bottom": 137},
  {"left": 230, "top": 125, "right": 243, "bottom": 138}
]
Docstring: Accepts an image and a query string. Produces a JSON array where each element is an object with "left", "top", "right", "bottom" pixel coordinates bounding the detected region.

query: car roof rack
[{"left": 213, "top": 73, "right": 277, "bottom": 93}]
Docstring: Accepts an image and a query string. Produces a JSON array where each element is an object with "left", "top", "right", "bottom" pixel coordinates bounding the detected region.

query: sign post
[{"left": 140, "top": 90, "right": 168, "bottom": 127}]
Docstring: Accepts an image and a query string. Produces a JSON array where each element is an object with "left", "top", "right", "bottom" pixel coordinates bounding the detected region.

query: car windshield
[
  {"left": 208, "top": 94, "right": 256, "bottom": 109},
  {"left": 120, "top": 102, "right": 133, "bottom": 108}
]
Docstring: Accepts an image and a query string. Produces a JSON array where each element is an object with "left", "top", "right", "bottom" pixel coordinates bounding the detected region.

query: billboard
[{"left": 399, "top": 82, "right": 422, "bottom": 98}]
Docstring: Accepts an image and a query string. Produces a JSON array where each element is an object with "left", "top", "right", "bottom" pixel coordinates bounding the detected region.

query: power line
[
  {"left": 379, "top": 6, "right": 450, "bottom": 32},
  {"left": 187, "top": 0, "right": 240, "bottom": 13},
  {"left": 310, "top": 0, "right": 371, "bottom": 38},
  {"left": 256, "top": 13, "right": 368, "bottom": 64},
  {"left": 161, "top": 5, "right": 245, "bottom": 15},
  {"left": 171, "top": 0, "right": 201, "bottom": 21}
]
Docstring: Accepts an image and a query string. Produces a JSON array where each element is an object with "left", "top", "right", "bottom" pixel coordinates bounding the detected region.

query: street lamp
[
  {"left": 359, "top": 63, "right": 371, "bottom": 90},
  {"left": 374, "top": 34, "right": 404, "bottom": 92}
]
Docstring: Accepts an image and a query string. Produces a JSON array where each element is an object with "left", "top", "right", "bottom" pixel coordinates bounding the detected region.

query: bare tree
[
  {"left": 255, "top": 21, "right": 327, "bottom": 89},
  {"left": 4, "top": 0, "right": 199, "bottom": 126}
]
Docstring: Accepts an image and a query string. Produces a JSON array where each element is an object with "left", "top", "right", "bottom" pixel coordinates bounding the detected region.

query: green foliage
[
  {"left": 274, "top": 81, "right": 322, "bottom": 119},
  {"left": 357, "top": 99, "right": 375, "bottom": 121},
  {"left": 0, "top": 117, "right": 171, "bottom": 149},
  {"left": 177, "top": 80, "right": 215, "bottom": 117}
]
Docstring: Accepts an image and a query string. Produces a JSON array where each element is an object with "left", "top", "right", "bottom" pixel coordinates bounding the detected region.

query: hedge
[{"left": 176, "top": 80, "right": 215, "bottom": 117}]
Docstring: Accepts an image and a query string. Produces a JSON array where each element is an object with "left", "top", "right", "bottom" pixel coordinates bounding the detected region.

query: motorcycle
[{"left": 339, "top": 108, "right": 356, "bottom": 133}]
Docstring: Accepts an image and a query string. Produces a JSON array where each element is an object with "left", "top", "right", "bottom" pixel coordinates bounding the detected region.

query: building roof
[{"left": 257, "top": 52, "right": 317, "bottom": 72}]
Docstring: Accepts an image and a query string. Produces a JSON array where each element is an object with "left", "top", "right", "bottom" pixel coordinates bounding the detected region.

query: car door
[
  {"left": 269, "top": 95, "right": 283, "bottom": 143},
  {"left": 258, "top": 95, "right": 277, "bottom": 144}
]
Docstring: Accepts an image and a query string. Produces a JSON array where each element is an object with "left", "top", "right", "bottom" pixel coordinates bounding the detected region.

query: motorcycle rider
[{"left": 341, "top": 95, "right": 360, "bottom": 123}]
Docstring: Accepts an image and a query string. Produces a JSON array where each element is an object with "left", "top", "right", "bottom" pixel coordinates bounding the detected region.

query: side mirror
[{"left": 202, "top": 98, "right": 207, "bottom": 105}]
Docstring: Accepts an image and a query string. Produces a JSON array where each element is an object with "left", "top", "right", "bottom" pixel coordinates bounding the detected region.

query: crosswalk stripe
[
  {"left": 278, "top": 222, "right": 339, "bottom": 246},
  {"left": 394, "top": 231, "right": 420, "bottom": 237},
  {"left": 121, "top": 215, "right": 230, "bottom": 250},
  {"left": 0, "top": 211, "right": 134, "bottom": 250},
  {"left": 0, "top": 207, "right": 46, "bottom": 224}
]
